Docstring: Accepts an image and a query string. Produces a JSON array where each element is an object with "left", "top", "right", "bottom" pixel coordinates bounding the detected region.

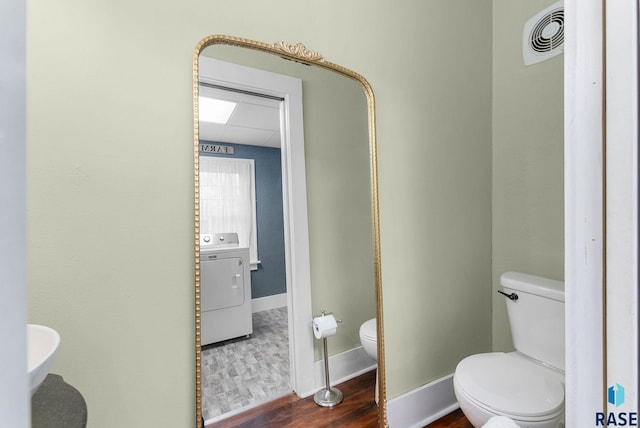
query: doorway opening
[{"left": 198, "top": 57, "right": 315, "bottom": 424}]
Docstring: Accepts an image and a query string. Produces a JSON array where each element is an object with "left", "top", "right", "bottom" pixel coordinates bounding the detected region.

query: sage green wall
[
  {"left": 492, "top": 0, "right": 565, "bottom": 351},
  {"left": 380, "top": 2, "right": 493, "bottom": 398},
  {"left": 27, "top": 0, "right": 492, "bottom": 426},
  {"left": 302, "top": 71, "right": 376, "bottom": 360}
]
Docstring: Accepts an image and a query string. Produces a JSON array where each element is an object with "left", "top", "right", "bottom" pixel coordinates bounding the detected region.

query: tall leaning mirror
[{"left": 193, "top": 35, "right": 385, "bottom": 427}]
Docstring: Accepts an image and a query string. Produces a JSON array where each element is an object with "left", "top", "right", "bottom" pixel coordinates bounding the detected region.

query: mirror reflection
[{"left": 195, "top": 40, "right": 382, "bottom": 426}]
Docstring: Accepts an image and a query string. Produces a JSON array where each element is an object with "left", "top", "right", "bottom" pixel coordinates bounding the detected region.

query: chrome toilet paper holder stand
[{"left": 313, "top": 309, "right": 343, "bottom": 407}]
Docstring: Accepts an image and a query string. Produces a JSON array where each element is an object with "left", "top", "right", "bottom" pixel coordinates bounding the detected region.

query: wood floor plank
[
  {"left": 206, "top": 371, "right": 378, "bottom": 428},
  {"left": 424, "top": 408, "right": 473, "bottom": 428},
  {"left": 206, "top": 370, "right": 471, "bottom": 428}
]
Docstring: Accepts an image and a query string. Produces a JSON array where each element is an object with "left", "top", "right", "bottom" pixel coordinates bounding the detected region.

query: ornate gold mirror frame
[{"left": 192, "top": 34, "right": 386, "bottom": 427}]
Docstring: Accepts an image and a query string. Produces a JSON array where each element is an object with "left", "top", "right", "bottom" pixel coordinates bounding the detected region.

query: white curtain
[{"left": 199, "top": 157, "right": 258, "bottom": 264}]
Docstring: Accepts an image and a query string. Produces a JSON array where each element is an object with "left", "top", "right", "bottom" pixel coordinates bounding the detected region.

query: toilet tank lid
[{"left": 500, "top": 271, "right": 564, "bottom": 302}]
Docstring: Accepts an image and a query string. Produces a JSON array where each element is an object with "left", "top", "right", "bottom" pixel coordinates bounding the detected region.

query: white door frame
[
  {"left": 603, "top": 0, "right": 639, "bottom": 417},
  {"left": 0, "top": 0, "right": 29, "bottom": 425},
  {"left": 198, "top": 56, "right": 316, "bottom": 397},
  {"left": 565, "top": 1, "right": 639, "bottom": 425},
  {"left": 564, "top": 0, "right": 605, "bottom": 423}
]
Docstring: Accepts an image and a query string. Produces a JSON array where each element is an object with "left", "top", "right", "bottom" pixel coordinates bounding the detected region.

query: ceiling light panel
[{"left": 198, "top": 97, "right": 237, "bottom": 124}]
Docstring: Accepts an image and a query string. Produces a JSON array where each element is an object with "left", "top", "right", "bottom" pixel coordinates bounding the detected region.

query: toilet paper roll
[{"left": 313, "top": 314, "right": 338, "bottom": 339}]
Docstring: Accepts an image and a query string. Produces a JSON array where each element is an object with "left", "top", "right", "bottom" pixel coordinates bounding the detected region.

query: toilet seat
[{"left": 455, "top": 352, "right": 564, "bottom": 419}]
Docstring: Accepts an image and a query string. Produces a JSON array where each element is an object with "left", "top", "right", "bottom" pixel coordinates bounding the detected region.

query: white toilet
[
  {"left": 359, "top": 318, "right": 378, "bottom": 402},
  {"left": 453, "top": 272, "right": 565, "bottom": 428},
  {"left": 359, "top": 318, "right": 377, "bottom": 361}
]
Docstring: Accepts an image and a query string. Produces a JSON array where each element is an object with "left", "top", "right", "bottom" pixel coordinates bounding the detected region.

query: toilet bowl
[
  {"left": 359, "top": 318, "right": 378, "bottom": 403},
  {"left": 359, "top": 318, "right": 377, "bottom": 361},
  {"left": 454, "top": 352, "right": 564, "bottom": 428},
  {"left": 453, "top": 272, "right": 566, "bottom": 428}
]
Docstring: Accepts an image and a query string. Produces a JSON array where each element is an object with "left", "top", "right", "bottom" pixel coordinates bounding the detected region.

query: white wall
[{"left": 0, "top": 0, "right": 28, "bottom": 425}]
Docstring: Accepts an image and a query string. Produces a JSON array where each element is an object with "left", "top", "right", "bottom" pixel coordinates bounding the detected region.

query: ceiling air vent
[{"left": 523, "top": 1, "right": 564, "bottom": 65}]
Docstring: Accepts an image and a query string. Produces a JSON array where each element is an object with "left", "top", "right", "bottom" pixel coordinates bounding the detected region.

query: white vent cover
[{"left": 523, "top": 1, "right": 564, "bottom": 65}]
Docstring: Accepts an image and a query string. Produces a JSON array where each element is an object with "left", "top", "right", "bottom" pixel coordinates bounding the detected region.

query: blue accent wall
[{"left": 200, "top": 141, "right": 286, "bottom": 299}]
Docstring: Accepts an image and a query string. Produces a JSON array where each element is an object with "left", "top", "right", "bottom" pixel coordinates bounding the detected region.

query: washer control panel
[{"left": 200, "top": 233, "right": 239, "bottom": 248}]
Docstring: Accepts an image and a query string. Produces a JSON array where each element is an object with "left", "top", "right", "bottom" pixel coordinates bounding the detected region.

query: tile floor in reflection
[{"left": 201, "top": 307, "right": 291, "bottom": 422}]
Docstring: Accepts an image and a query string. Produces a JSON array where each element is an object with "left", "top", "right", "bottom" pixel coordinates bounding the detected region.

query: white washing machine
[{"left": 200, "top": 233, "right": 253, "bottom": 345}]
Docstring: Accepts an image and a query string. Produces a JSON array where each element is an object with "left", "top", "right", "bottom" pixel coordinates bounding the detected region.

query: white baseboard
[
  {"left": 387, "top": 373, "right": 459, "bottom": 428},
  {"left": 304, "top": 346, "right": 376, "bottom": 397},
  {"left": 251, "top": 293, "right": 287, "bottom": 313}
]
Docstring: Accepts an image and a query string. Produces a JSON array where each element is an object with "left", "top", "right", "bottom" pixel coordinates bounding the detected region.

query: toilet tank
[{"left": 500, "top": 271, "right": 565, "bottom": 371}]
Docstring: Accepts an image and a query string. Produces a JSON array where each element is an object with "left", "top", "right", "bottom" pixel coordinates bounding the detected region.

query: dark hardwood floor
[
  {"left": 426, "top": 409, "right": 473, "bottom": 428},
  {"left": 205, "top": 370, "right": 472, "bottom": 428}
]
